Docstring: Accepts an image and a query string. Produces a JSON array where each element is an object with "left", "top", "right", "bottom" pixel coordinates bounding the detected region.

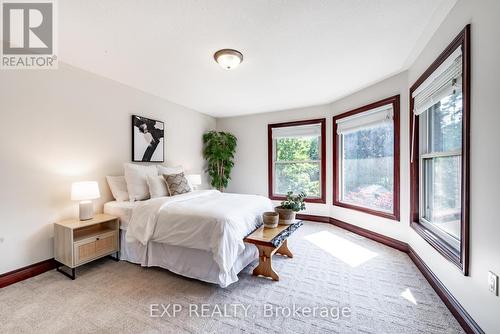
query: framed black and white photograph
[{"left": 132, "top": 115, "right": 165, "bottom": 162}]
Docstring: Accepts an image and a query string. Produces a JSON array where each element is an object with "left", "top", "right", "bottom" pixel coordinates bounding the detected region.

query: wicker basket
[{"left": 263, "top": 212, "right": 279, "bottom": 229}]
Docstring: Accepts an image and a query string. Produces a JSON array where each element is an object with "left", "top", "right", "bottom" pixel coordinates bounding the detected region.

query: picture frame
[{"left": 131, "top": 115, "right": 165, "bottom": 162}]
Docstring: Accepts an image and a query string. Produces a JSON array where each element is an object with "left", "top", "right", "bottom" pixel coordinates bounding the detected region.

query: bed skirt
[{"left": 119, "top": 231, "right": 258, "bottom": 287}]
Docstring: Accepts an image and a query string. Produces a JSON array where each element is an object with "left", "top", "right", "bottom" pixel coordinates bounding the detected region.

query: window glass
[
  {"left": 428, "top": 93, "right": 463, "bottom": 153},
  {"left": 276, "top": 137, "right": 319, "bottom": 161},
  {"left": 419, "top": 89, "right": 463, "bottom": 250},
  {"left": 272, "top": 127, "right": 323, "bottom": 199},
  {"left": 340, "top": 122, "right": 394, "bottom": 212},
  {"left": 275, "top": 161, "right": 320, "bottom": 197},
  {"left": 422, "top": 156, "right": 461, "bottom": 240}
]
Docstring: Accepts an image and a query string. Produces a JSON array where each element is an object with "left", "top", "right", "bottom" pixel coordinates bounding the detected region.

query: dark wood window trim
[
  {"left": 409, "top": 25, "right": 470, "bottom": 275},
  {"left": 268, "top": 118, "right": 326, "bottom": 204},
  {"left": 333, "top": 95, "right": 400, "bottom": 221}
]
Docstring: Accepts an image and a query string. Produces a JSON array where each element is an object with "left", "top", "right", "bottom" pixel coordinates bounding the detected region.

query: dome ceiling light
[{"left": 214, "top": 49, "right": 243, "bottom": 70}]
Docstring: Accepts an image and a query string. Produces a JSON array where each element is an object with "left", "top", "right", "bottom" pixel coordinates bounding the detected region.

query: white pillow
[
  {"left": 157, "top": 165, "right": 194, "bottom": 190},
  {"left": 123, "top": 163, "right": 158, "bottom": 201},
  {"left": 146, "top": 175, "right": 169, "bottom": 198},
  {"left": 106, "top": 176, "right": 129, "bottom": 201},
  {"left": 157, "top": 165, "right": 183, "bottom": 175}
]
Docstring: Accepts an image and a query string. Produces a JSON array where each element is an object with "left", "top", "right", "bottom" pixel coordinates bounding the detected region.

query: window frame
[
  {"left": 267, "top": 118, "right": 326, "bottom": 204},
  {"left": 333, "top": 95, "right": 400, "bottom": 221},
  {"left": 409, "top": 25, "right": 470, "bottom": 275}
]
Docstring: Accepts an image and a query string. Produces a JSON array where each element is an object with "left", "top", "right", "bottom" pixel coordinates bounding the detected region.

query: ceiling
[{"left": 59, "top": 0, "right": 456, "bottom": 117}]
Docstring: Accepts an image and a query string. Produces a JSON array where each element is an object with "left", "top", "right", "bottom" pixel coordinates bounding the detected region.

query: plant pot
[
  {"left": 263, "top": 212, "right": 279, "bottom": 229},
  {"left": 275, "top": 207, "right": 296, "bottom": 225}
]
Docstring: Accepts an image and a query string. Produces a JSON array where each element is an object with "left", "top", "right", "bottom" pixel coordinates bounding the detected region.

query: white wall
[
  {"left": 217, "top": 71, "right": 409, "bottom": 242},
  {"left": 217, "top": 1, "right": 500, "bottom": 330},
  {"left": 407, "top": 0, "right": 500, "bottom": 332},
  {"left": 0, "top": 63, "right": 215, "bottom": 274}
]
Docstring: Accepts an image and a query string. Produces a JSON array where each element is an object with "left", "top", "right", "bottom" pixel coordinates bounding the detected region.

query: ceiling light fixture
[{"left": 214, "top": 49, "right": 243, "bottom": 70}]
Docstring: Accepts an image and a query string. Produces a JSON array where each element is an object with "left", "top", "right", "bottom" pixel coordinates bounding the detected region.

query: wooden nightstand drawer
[
  {"left": 95, "top": 233, "right": 117, "bottom": 254},
  {"left": 74, "top": 231, "right": 118, "bottom": 266},
  {"left": 75, "top": 241, "right": 96, "bottom": 265}
]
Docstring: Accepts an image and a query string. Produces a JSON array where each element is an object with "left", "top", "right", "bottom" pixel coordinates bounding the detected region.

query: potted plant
[
  {"left": 275, "top": 191, "right": 306, "bottom": 225},
  {"left": 202, "top": 131, "right": 237, "bottom": 191}
]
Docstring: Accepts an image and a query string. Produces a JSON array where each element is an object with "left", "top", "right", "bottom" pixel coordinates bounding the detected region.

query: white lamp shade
[
  {"left": 71, "top": 181, "right": 100, "bottom": 201},
  {"left": 187, "top": 174, "right": 202, "bottom": 186}
]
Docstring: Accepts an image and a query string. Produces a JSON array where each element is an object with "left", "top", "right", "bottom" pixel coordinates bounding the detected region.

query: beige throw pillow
[
  {"left": 163, "top": 172, "right": 191, "bottom": 196},
  {"left": 146, "top": 175, "right": 169, "bottom": 198}
]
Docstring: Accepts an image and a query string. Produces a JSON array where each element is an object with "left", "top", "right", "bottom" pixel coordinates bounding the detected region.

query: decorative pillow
[
  {"left": 157, "top": 165, "right": 194, "bottom": 191},
  {"left": 106, "top": 176, "right": 129, "bottom": 201},
  {"left": 163, "top": 172, "right": 191, "bottom": 196},
  {"left": 123, "top": 163, "right": 158, "bottom": 201},
  {"left": 146, "top": 175, "right": 169, "bottom": 198}
]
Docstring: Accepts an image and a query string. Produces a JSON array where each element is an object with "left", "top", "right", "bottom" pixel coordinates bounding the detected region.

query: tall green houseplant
[{"left": 203, "top": 131, "right": 237, "bottom": 191}]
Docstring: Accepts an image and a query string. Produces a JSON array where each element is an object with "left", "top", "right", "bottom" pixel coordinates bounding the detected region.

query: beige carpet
[{"left": 0, "top": 222, "right": 463, "bottom": 334}]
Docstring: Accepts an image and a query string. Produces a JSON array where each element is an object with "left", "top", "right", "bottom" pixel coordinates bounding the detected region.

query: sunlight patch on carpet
[
  {"left": 401, "top": 288, "right": 418, "bottom": 305},
  {"left": 304, "top": 230, "right": 378, "bottom": 267}
]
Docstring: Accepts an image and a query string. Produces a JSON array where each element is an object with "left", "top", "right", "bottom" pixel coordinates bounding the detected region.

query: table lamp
[
  {"left": 71, "top": 181, "right": 100, "bottom": 220},
  {"left": 187, "top": 174, "right": 202, "bottom": 190}
]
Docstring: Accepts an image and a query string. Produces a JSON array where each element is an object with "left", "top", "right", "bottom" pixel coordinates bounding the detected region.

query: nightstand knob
[{"left": 96, "top": 237, "right": 100, "bottom": 241}]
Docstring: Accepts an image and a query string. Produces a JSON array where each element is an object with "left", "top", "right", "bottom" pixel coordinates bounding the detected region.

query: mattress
[{"left": 103, "top": 201, "right": 137, "bottom": 230}]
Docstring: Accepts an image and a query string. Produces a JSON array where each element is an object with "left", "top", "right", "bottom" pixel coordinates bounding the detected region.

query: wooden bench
[{"left": 244, "top": 221, "right": 303, "bottom": 281}]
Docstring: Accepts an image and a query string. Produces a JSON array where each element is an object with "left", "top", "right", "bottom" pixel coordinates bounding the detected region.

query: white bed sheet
[{"left": 104, "top": 201, "right": 137, "bottom": 230}]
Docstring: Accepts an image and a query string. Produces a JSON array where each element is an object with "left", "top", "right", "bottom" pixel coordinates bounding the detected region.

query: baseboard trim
[
  {"left": 407, "top": 246, "right": 484, "bottom": 334},
  {"left": 296, "top": 213, "right": 330, "bottom": 223},
  {"left": 0, "top": 258, "right": 57, "bottom": 289},
  {"left": 329, "top": 217, "right": 408, "bottom": 252},
  {"left": 299, "top": 213, "right": 483, "bottom": 334}
]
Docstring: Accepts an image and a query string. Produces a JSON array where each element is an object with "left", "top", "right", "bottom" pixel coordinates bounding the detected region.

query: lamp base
[{"left": 79, "top": 201, "right": 94, "bottom": 221}]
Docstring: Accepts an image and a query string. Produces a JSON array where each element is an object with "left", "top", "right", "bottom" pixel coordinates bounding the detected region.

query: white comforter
[{"left": 126, "top": 190, "right": 273, "bottom": 281}]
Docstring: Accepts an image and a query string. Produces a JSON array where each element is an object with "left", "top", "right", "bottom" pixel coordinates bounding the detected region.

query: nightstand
[{"left": 54, "top": 214, "right": 119, "bottom": 279}]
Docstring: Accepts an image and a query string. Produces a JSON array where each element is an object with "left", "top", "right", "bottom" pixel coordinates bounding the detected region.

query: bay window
[
  {"left": 410, "top": 25, "right": 470, "bottom": 274},
  {"left": 268, "top": 119, "right": 326, "bottom": 203},
  {"left": 333, "top": 96, "right": 400, "bottom": 220}
]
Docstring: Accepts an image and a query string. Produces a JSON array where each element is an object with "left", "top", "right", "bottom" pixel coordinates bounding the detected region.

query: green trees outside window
[{"left": 274, "top": 136, "right": 320, "bottom": 197}]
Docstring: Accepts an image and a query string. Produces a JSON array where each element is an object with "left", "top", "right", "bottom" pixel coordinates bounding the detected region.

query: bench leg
[
  {"left": 253, "top": 245, "right": 279, "bottom": 281},
  {"left": 276, "top": 240, "right": 293, "bottom": 258}
]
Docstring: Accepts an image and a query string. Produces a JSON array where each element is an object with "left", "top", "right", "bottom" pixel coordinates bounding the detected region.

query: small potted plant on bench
[{"left": 275, "top": 191, "right": 306, "bottom": 225}]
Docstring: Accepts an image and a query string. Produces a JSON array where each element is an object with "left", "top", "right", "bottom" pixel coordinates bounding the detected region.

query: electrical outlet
[{"left": 488, "top": 271, "right": 498, "bottom": 296}]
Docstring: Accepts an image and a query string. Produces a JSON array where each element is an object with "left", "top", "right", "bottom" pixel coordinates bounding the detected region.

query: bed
[{"left": 104, "top": 190, "right": 273, "bottom": 287}]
